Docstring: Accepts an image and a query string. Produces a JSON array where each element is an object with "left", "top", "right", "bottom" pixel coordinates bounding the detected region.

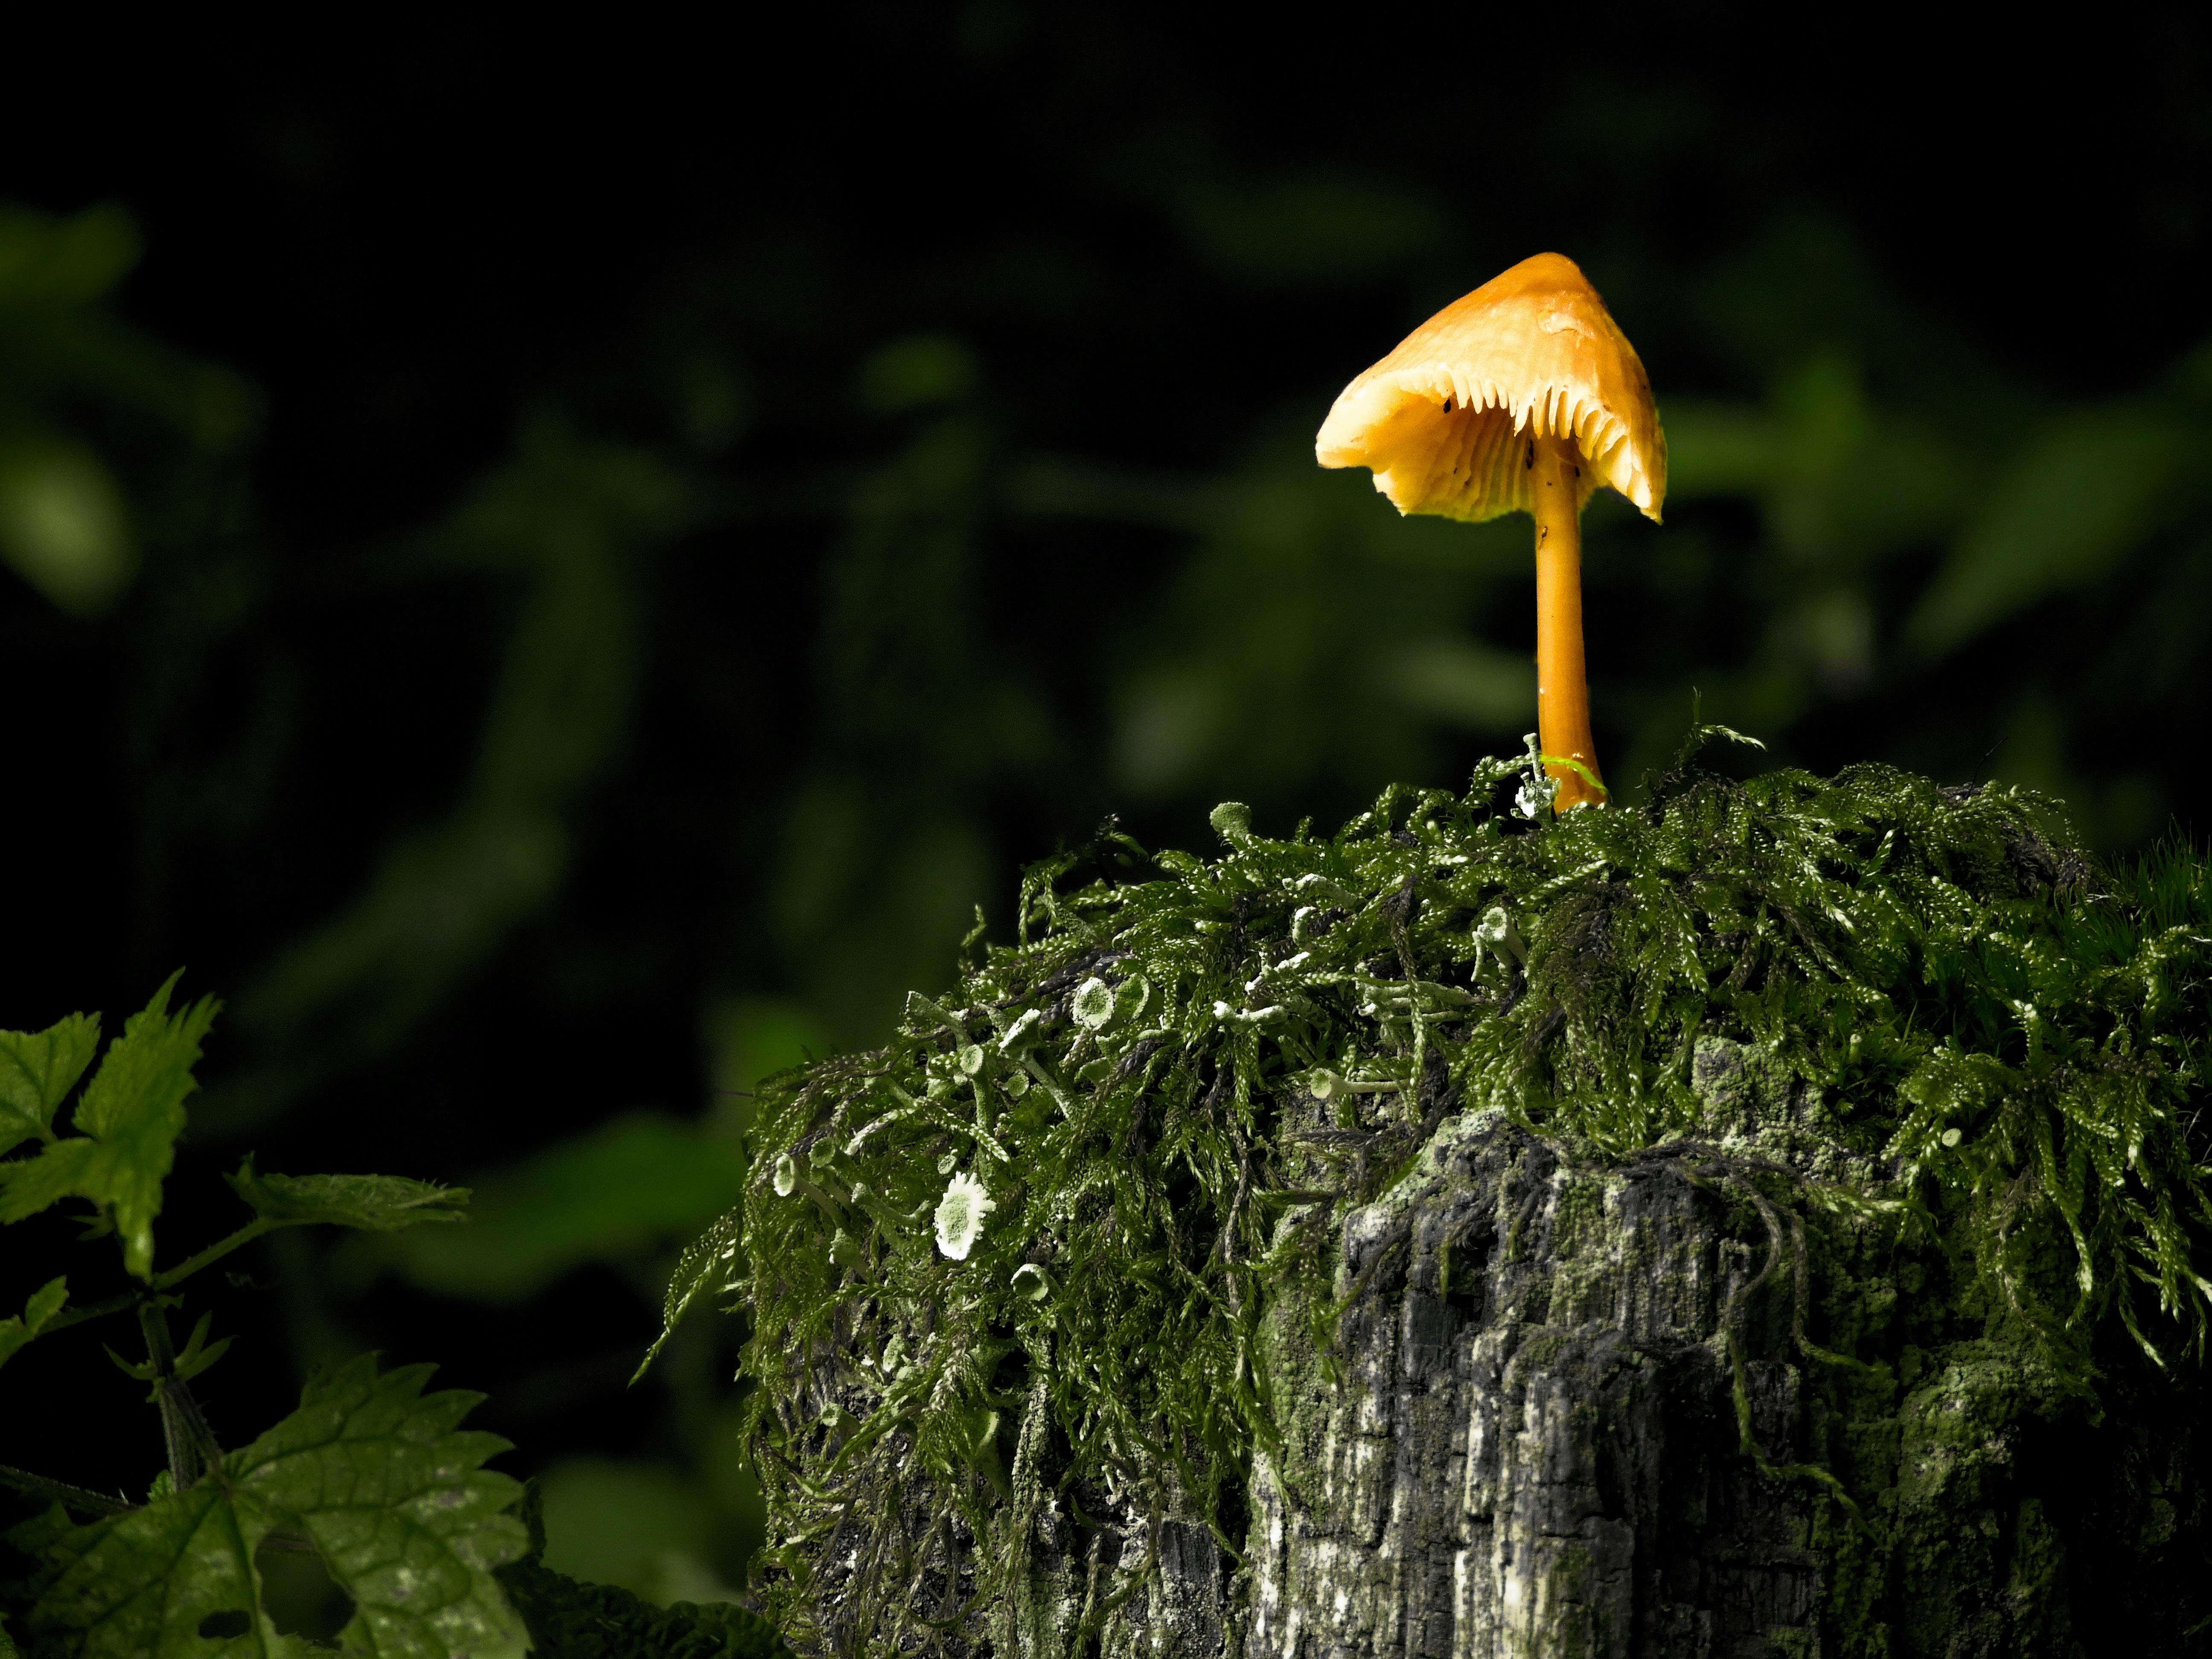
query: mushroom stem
[{"left": 1531, "top": 433, "right": 1606, "bottom": 810}]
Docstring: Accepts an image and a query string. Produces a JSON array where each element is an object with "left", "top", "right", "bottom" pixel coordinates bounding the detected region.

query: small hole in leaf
[
  {"left": 197, "top": 1609, "right": 251, "bottom": 1639},
  {"left": 255, "top": 1537, "right": 355, "bottom": 1642}
]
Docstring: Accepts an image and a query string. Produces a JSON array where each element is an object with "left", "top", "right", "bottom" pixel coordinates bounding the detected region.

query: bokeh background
[{"left": 4, "top": 7, "right": 2210, "bottom": 1604}]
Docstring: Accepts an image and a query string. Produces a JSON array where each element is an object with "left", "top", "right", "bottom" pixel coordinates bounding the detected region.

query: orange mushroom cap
[{"left": 1314, "top": 252, "right": 1666, "bottom": 524}]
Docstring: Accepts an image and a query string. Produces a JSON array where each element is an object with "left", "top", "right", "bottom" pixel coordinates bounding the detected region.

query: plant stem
[
  {"left": 0, "top": 1463, "right": 134, "bottom": 1519},
  {"left": 139, "top": 1302, "right": 224, "bottom": 1490},
  {"left": 155, "top": 1217, "right": 274, "bottom": 1294},
  {"left": 1532, "top": 432, "right": 1605, "bottom": 811},
  {"left": 40, "top": 1218, "right": 274, "bottom": 1338}
]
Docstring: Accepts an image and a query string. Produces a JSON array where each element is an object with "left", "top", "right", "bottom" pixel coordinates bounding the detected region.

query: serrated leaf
[
  {"left": 27, "top": 1354, "right": 529, "bottom": 1658},
  {"left": 491, "top": 1487, "right": 789, "bottom": 1659},
  {"left": 0, "top": 974, "right": 218, "bottom": 1279},
  {"left": 704, "top": 1603, "right": 797, "bottom": 1659},
  {"left": 70, "top": 972, "right": 217, "bottom": 1145},
  {"left": 498, "top": 1557, "right": 794, "bottom": 1659},
  {"left": 0, "top": 1011, "right": 99, "bottom": 1155},
  {"left": 0, "top": 1275, "right": 66, "bottom": 1371},
  {"left": 0, "top": 1138, "right": 95, "bottom": 1222},
  {"left": 226, "top": 1158, "right": 471, "bottom": 1232}
]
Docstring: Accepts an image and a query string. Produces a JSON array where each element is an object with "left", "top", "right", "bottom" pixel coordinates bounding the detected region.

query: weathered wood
[
  {"left": 1246, "top": 1076, "right": 1818, "bottom": 1659},
  {"left": 783, "top": 1037, "right": 2200, "bottom": 1658}
]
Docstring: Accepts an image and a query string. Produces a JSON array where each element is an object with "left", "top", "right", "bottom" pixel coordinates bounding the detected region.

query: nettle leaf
[
  {"left": 27, "top": 1354, "right": 528, "bottom": 1659},
  {"left": 0, "top": 974, "right": 218, "bottom": 1279},
  {"left": 0, "top": 1010, "right": 99, "bottom": 1155},
  {"left": 226, "top": 1160, "right": 471, "bottom": 1232},
  {"left": 0, "top": 1275, "right": 67, "bottom": 1371},
  {"left": 494, "top": 1480, "right": 792, "bottom": 1659},
  {"left": 499, "top": 1567, "right": 795, "bottom": 1659},
  {"left": 0, "top": 1138, "right": 97, "bottom": 1225}
]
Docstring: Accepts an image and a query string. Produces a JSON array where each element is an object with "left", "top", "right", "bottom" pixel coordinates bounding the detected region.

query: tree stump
[
  {"left": 1247, "top": 1041, "right": 1838, "bottom": 1659},
  {"left": 770, "top": 1034, "right": 2208, "bottom": 1658},
  {"left": 714, "top": 770, "right": 2212, "bottom": 1659}
]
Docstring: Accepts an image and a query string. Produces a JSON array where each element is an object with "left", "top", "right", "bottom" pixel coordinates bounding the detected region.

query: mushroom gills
[{"left": 1358, "top": 384, "right": 1625, "bottom": 523}]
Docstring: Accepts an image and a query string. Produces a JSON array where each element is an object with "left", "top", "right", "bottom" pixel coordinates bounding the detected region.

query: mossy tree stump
[
  {"left": 662, "top": 745, "right": 2212, "bottom": 1659},
  {"left": 1247, "top": 1042, "right": 2075, "bottom": 1659}
]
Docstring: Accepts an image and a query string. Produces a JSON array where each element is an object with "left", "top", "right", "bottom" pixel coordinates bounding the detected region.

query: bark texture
[
  {"left": 782, "top": 1039, "right": 2210, "bottom": 1659},
  {"left": 1246, "top": 1067, "right": 1819, "bottom": 1659}
]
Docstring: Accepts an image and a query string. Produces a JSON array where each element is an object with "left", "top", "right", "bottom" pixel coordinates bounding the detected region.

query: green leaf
[
  {"left": 0, "top": 1139, "right": 96, "bottom": 1224},
  {"left": 225, "top": 1158, "right": 471, "bottom": 1231},
  {"left": 104, "top": 1312, "right": 230, "bottom": 1389},
  {"left": 500, "top": 1560, "right": 792, "bottom": 1659},
  {"left": 0, "top": 974, "right": 218, "bottom": 1279},
  {"left": 708, "top": 1604, "right": 797, "bottom": 1659},
  {"left": 0, "top": 1276, "right": 66, "bottom": 1371},
  {"left": 495, "top": 1483, "right": 793, "bottom": 1659},
  {"left": 71, "top": 973, "right": 219, "bottom": 1144},
  {"left": 26, "top": 1354, "right": 528, "bottom": 1658},
  {"left": 171, "top": 1311, "right": 232, "bottom": 1386},
  {"left": 0, "top": 1011, "right": 99, "bottom": 1155}
]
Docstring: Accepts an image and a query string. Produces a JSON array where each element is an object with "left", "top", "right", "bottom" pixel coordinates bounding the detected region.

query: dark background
[{"left": 3, "top": 5, "right": 2209, "bottom": 1596}]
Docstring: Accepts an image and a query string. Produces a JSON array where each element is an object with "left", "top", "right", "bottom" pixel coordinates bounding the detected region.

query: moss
[{"left": 663, "top": 732, "right": 2212, "bottom": 1655}]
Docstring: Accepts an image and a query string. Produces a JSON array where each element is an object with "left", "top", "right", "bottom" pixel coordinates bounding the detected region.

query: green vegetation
[
  {"left": 686, "top": 734, "right": 2212, "bottom": 1649},
  {"left": 0, "top": 984, "right": 792, "bottom": 1658}
]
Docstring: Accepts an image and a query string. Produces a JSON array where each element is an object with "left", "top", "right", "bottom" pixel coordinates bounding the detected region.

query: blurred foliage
[
  {"left": 382, "top": 1115, "right": 747, "bottom": 1304},
  {"left": 0, "top": 206, "right": 245, "bottom": 614},
  {"left": 215, "top": 421, "right": 689, "bottom": 1128},
  {"left": 1, "top": 12, "right": 2209, "bottom": 1606}
]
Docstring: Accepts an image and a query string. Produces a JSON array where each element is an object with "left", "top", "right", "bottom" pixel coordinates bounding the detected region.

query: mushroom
[{"left": 1315, "top": 253, "right": 1666, "bottom": 811}]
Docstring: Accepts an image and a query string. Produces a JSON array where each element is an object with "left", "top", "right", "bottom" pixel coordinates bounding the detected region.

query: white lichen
[
  {"left": 1071, "top": 978, "right": 1116, "bottom": 1029},
  {"left": 935, "top": 1171, "right": 997, "bottom": 1260}
]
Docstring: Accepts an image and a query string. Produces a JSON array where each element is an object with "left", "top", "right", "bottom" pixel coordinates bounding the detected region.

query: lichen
[{"left": 661, "top": 728, "right": 2212, "bottom": 1654}]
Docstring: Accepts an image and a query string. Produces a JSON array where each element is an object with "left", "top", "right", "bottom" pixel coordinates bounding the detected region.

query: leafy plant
[
  {"left": 0, "top": 977, "right": 521, "bottom": 1656},
  {"left": 0, "top": 981, "right": 793, "bottom": 1659}
]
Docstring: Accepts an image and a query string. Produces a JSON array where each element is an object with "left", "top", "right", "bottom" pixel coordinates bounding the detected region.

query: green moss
[{"left": 660, "top": 731, "right": 2212, "bottom": 1653}]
